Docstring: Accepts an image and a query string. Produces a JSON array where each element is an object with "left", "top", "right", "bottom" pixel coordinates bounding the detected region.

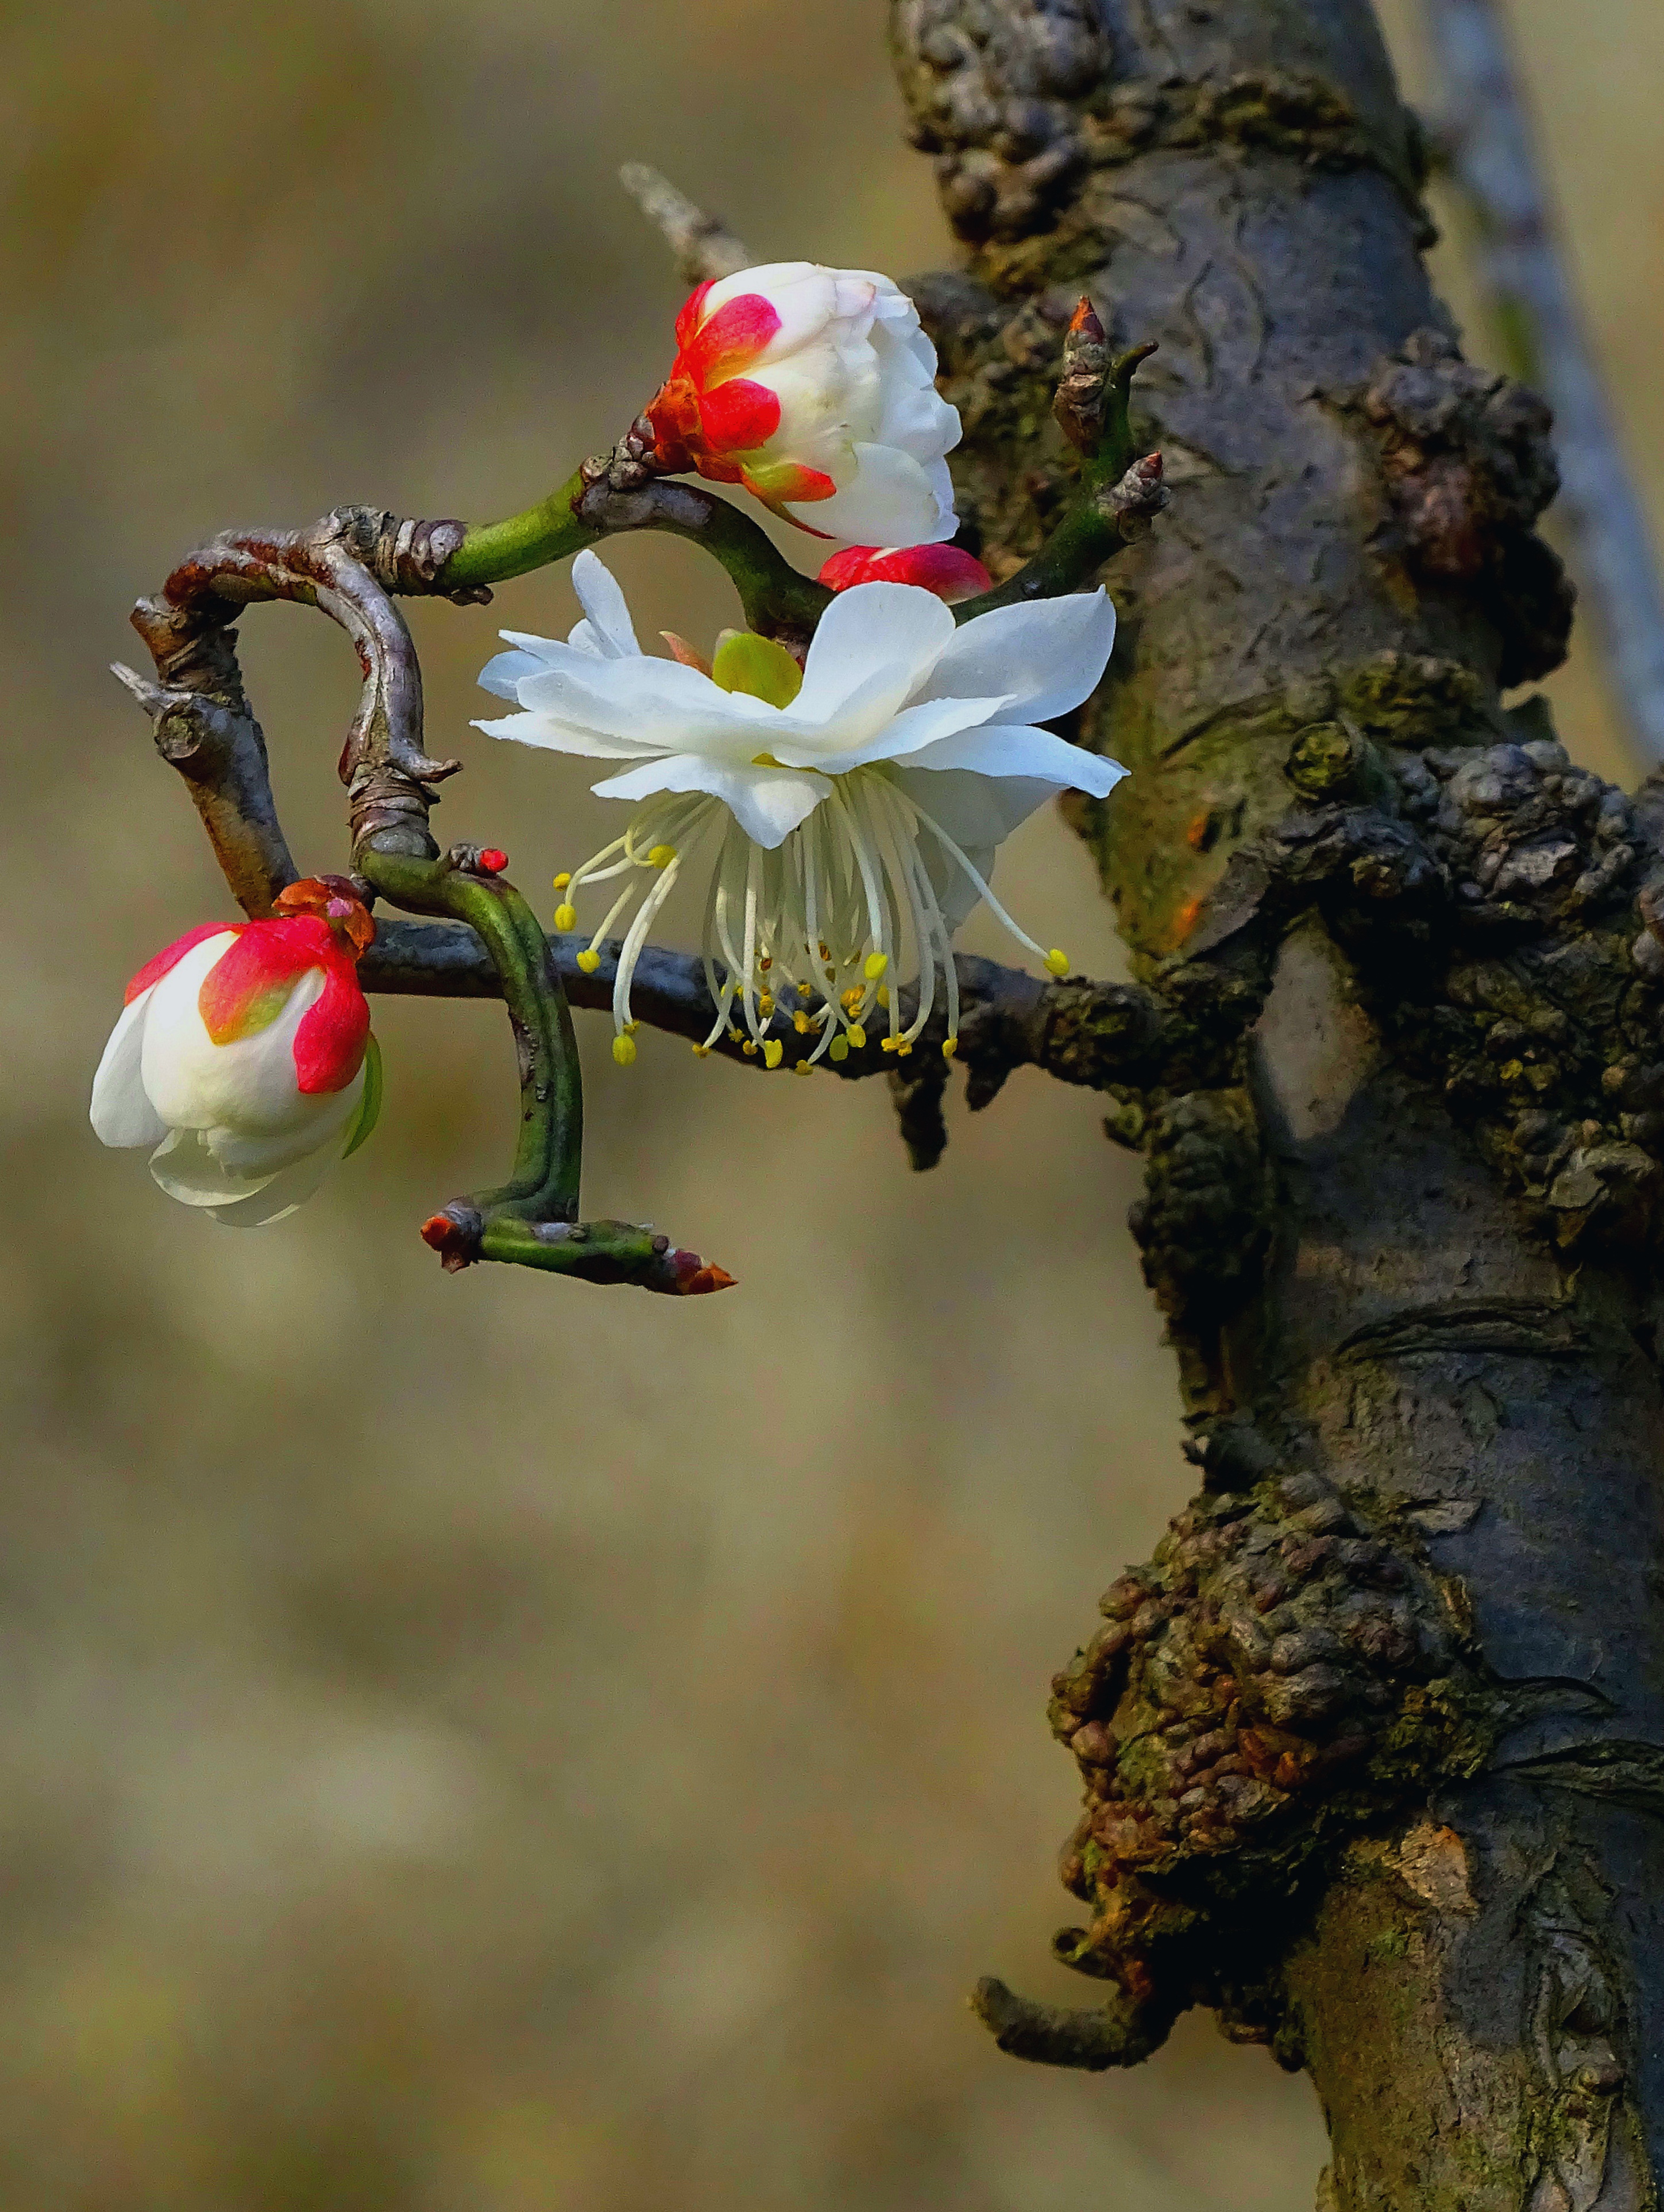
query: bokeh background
[{"left": 3, "top": 2, "right": 1659, "bottom": 2204}]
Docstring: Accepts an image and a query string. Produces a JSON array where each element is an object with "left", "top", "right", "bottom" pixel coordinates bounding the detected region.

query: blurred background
[{"left": 2, "top": 1, "right": 1658, "bottom": 2204}]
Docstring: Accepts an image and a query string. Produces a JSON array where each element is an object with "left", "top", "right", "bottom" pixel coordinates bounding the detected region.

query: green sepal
[
  {"left": 711, "top": 628, "right": 804, "bottom": 708},
  {"left": 342, "top": 1032, "right": 384, "bottom": 1159}
]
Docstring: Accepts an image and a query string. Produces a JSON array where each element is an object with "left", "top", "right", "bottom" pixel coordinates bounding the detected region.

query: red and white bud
[
  {"left": 817, "top": 543, "right": 993, "bottom": 604},
  {"left": 646, "top": 262, "right": 962, "bottom": 546},
  {"left": 90, "top": 878, "right": 382, "bottom": 1227}
]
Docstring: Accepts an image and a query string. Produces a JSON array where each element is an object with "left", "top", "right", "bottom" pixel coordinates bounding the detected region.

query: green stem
[
  {"left": 952, "top": 342, "right": 1157, "bottom": 623},
  {"left": 435, "top": 467, "right": 832, "bottom": 641},
  {"left": 358, "top": 847, "right": 583, "bottom": 1222},
  {"left": 437, "top": 469, "right": 596, "bottom": 592}
]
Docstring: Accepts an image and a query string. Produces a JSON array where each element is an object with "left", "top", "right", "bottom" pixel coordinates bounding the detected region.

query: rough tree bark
[{"left": 889, "top": 2, "right": 1664, "bottom": 2203}]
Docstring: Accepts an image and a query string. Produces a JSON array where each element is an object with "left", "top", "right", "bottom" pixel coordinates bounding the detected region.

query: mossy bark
[{"left": 890, "top": 2, "right": 1664, "bottom": 2201}]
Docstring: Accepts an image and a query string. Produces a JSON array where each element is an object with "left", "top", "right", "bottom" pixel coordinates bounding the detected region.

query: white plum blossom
[
  {"left": 646, "top": 261, "right": 962, "bottom": 547},
  {"left": 475, "top": 550, "right": 1127, "bottom": 1069},
  {"left": 90, "top": 883, "right": 381, "bottom": 1224}
]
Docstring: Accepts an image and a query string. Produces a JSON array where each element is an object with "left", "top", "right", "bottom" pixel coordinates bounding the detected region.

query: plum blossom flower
[
  {"left": 475, "top": 551, "right": 1126, "bottom": 1069},
  {"left": 90, "top": 877, "right": 382, "bottom": 1225},
  {"left": 645, "top": 262, "right": 962, "bottom": 546},
  {"left": 819, "top": 543, "right": 993, "bottom": 604}
]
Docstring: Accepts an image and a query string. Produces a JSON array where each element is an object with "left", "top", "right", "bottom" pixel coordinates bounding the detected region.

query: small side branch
[
  {"left": 618, "top": 161, "right": 751, "bottom": 285},
  {"left": 969, "top": 1977, "right": 1172, "bottom": 2072},
  {"left": 110, "top": 654, "right": 298, "bottom": 916},
  {"left": 1423, "top": 0, "right": 1664, "bottom": 765}
]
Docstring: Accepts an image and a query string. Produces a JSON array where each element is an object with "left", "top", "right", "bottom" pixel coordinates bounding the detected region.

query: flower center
[{"left": 553, "top": 770, "right": 1072, "bottom": 1074}]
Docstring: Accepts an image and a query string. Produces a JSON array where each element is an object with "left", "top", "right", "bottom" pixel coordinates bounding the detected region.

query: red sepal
[
  {"left": 124, "top": 921, "right": 238, "bottom": 1006},
  {"left": 817, "top": 543, "right": 994, "bottom": 604},
  {"left": 696, "top": 377, "right": 782, "bottom": 457},
  {"left": 196, "top": 915, "right": 369, "bottom": 1095},
  {"left": 674, "top": 280, "right": 715, "bottom": 352},
  {"left": 680, "top": 292, "right": 779, "bottom": 388}
]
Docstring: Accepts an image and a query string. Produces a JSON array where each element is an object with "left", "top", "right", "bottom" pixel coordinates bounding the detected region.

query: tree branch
[
  {"left": 1423, "top": 0, "right": 1664, "bottom": 765},
  {"left": 361, "top": 920, "right": 1217, "bottom": 1112},
  {"left": 617, "top": 161, "right": 751, "bottom": 286}
]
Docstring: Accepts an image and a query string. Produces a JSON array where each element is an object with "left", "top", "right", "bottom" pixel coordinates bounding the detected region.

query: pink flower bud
[
  {"left": 90, "top": 882, "right": 381, "bottom": 1226},
  {"left": 817, "top": 543, "right": 993, "bottom": 604},
  {"left": 646, "top": 262, "right": 962, "bottom": 546}
]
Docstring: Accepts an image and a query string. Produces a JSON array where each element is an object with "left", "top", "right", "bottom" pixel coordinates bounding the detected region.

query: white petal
[
  {"left": 149, "top": 1125, "right": 277, "bottom": 1207},
  {"left": 139, "top": 936, "right": 341, "bottom": 1142},
  {"left": 478, "top": 647, "right": 551, "bottom": 699},
  {"left": 901, "top": 723, "right": 1129, "bottom": 794},
  {"left": 865, "top": 312, "right": 962, "bottom": 462},
  {"left": 771, "top": 692, "right": 1016, "bottom": 776},
  {"left": 209, "top": 1072, "right": 362, "bottom": 1177},
  {"left": 592, "top": 755, "right": 829, "bottom": 848},
  {"left": 471, "top": 712, "right": 667, "bottom": 761},
  {"left": 790, "top": 442, "right": 956, "bottom": 547},
  {"left": 790, "top": 580, "right": 956, "bottom": 725},
  {"left": 894, "top": 767, "right": 1057, "bottom": 934},
  {"left": 90, "top": 987, "right": 168, "bottom": 1149},
  {"left": 149, "top": 1126, "right": 343, "bottom": 1227},
  {"left": 917, "top": 590, "right": 1117, "bottom": 724},
  {"left": 701, "top": 262, "right": 843, "bottom": 361},
  {"left": 485, "top": 655, "right": 774, "bottom": 756},
  {"left": 896, "top": 765, "right": 1056, "bottom": 852},
  {"left": 569, "top": 549, "right": 642, "bottom": 657},
  {"left": 206, "top": 1141, "right": 345, "bottom": 1227}
]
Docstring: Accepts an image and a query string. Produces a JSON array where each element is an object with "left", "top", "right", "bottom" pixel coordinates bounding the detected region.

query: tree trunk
[{"left": 890, "top": 1, "right": 1664, "bottom": 2202}]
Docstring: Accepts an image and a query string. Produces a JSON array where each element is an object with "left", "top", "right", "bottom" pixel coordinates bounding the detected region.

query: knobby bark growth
[{"left": 890, "top": 1, "right": 1664, "bottom": 2202}]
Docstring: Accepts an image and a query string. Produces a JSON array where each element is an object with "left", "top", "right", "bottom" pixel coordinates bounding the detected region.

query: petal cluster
[
  {"left": 646, "top": 262, "right": 962, "bottom": 547},
  {"left": 90, "top": 882, "right": 380, "bottom": 1225},
  {"left": 478, "top": 554, "right": 1126, "bottom": 1067}
]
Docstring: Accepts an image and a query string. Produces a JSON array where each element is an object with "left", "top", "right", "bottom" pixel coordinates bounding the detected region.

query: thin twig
[
  {"left": 618, "top": 162, "right": 751, "bottom": 286},
  {"left": 1422, "top": 0, "right": 1664, "bottom": 764}
]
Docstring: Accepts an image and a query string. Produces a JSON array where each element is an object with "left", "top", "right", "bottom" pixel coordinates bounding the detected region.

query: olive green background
[{"left": 2, "top": 1, "right": 1658, "bottom": 2203}]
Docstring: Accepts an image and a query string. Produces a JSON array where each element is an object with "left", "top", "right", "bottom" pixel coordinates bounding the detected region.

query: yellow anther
[
  {"left": 848, "top": 1024, "right": 867, "bottom": 1049},
  {"left": 793, "top": 1058, "right": 812, "bottom": 1078},
  {"left": 876, "top": 986, "right": 890, "bottom": 1009},
  {"left": 762, "top": 1039, "right": 783, "bottom": 1070},
  {"left": 897, "top": 1041, "right": 913, "bottom": 1057},
  {"left": 797, "top": 982, "right": 812, "bottom": 998},
  {"left": 881, "top": 1036, "right": 898, "bottom": 1053},
  {"left": 647, "top": 844, "right": 676, "bottom": 867},
  {"left": 552, "top": 872, "right": 572, "bottom": 891},
  {"left": 555, "top": 904, "right": 578, "bottom": 932},
  {"left": 576, "top": 949, "right": 601, "bottom": 974},
  {"left": 943, "top": 1036, "right": 959, "bottom": 1061},
  {"left": 624, "top": 1020, "right": 639, "bottom": 1034},
  {"left": 758, "top": 994, "right": 774, "bottom": 1017},
  {"left": 612, "top": 1034, "right": 638, "bottom": 1067},
  {"left": 864, "top": 951, "right": 889, "bottom": 981},
  {"left": 691, "top": 1043, "right": 710, "bottom": 1057},
  {"left": 742, "top": 1039, "right": 758, "bottom": 1056},
  {"left": 1045, "top": 947, "right": 1071, "bottom": 977},
  {"left": 829, "top": 1035, "right": 850, "bottom": 1063},
  {"left": 728, "top": 1026, "right": 742, "bottom": 1043},
  {"left": 794, "top": 1012, "right": 810, "bottom": 1034},
  {"left": 824, "top": 966, "right": 836, "bottom": 981}
]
